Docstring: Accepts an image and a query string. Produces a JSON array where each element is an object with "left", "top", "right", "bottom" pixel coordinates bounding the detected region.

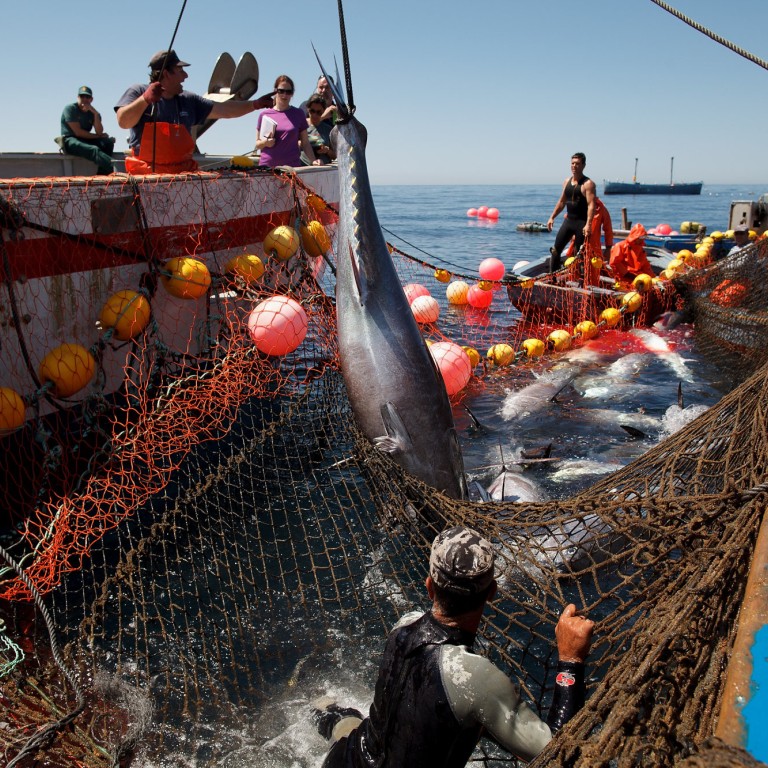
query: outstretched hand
[{"left": 555, "top": 604, "right": 594, "bottom": 663}]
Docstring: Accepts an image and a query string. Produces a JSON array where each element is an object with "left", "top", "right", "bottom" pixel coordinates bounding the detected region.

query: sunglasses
[
  {"left": 80, "top": 94, "right": 93, "bottom": 99},
  {"left": 276, "top": 88, "right": 294, "bottom": 95},
  {"left": 308, "top": 108, "right": 323, "bottom": 114}
]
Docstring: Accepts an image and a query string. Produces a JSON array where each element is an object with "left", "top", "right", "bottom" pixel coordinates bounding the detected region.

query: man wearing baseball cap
[
  {"left": 728, "top": 224, "right": 752, "bottom": 257},
  {"left": 59, "top": 85, "right": 115, "bottom": 175},
  {"left": 316, "top": 525, "right": 594, "bottom": 767},
  {"left": 115, "top": 49, "right": 275, "bottom": 174}
]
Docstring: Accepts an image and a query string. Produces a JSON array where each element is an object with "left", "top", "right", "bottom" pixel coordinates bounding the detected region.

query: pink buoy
[
  {"left": 411, "top": 295, "right": 440, "bottom": 324},
  {"left": 478, "top": 257, "right": 506, "bottom": 281},
  {"left": 248, "top": 295, "right": 308, "bottom": 356},
  {"left": 477, "top": 206, "right": 489, "bottom": 218},
  {"left": 403, "top": 283, "right": 430, "bottom": 304},
  {"left": 429, "top": 341, "right": 472, "bottom": 396},
  {"left": 467, "top": 208, "right": 478, "bottom": 217},
  {"left": 486, "top": 207, "right": 500, "bottom": 220},
  {"left": 656, "top": 223, "right": 672, "bottom": 235},
  {"left": 466, "top": 284, "right": 493, "bottom": 309}
]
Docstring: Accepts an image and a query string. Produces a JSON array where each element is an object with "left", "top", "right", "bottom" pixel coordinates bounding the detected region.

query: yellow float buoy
[
  {"left": 434, "top": 269, "right": 451, "bottom": 283},
  {"left": 710, "top": 231, "right": 724, "bottom": 241},
  {"left": 161, "top": 257, "right": 211, "bottom": 300},
  {"left": 0, "top": 387, "right": 26, "bottom": 435},
  {"left": 478, "top": 280, "right": 494, "bottom": 291},
  {"left": 600, "top": 307, "right": 621, "bottom": 327},
  {"left": 264, "top": 225, "right": 300, "bottom": 262},
  {"left": 547, "top": 329, "right": 572, "bottom": 352},
  {"left": 306, "top": 194, "right": 326, "bottom": 212},
  {"left": 446, "top": 280, "right": 470, "bottom": 305},
  {"left": 99, "top": 290, "right": 151, "bottom": 341},
  {"left": 225, "top": 254, "right": 266, "bottom": 285},
  {"left": 574, "top": 320, "right": 599, "bottom": 340},
  {"left": 676, "top": 249, "right": 693, "bottom": 262},
  {"left": 300, "top": 221, "right": 331, "bottom": 258},
  {"left": 461, "top": 345, "right": 481, "bottom": 368},
  {"left": 487, "top": 343, "right": 515, "bottom": 366},
  {"left": 632, "top": 274, "right": 653, "bottom": 294},
  {"left": 39, "top": 343, "right": 96, "bottom": 397},
  {"left": 590, "top": 257, "right": 603, "bottom": 271},
  {"left": 564, "top": 256, "right": 576, "bottom": 268},
  {"left": 231, "top": 155, "right": 255, "bottom": 169},
  {"left": 522, "top": 338, "right": 545, "bottom": 358},
  {"left": 621, "top": 291, "right": 643, "bottom": 313}
]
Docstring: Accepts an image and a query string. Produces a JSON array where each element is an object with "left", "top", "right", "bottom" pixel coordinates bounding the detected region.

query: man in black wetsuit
[
  {"left": 314, "top": 525, "right": 595, "bottom": 767},
  {"left": 546, "top": 152, "right": 598, "bottom": 272}
]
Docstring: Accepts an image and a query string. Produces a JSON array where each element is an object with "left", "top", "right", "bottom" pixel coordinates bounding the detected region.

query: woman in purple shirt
[{"left": 256, "top": 75, "right": 321, "bottom": 168}]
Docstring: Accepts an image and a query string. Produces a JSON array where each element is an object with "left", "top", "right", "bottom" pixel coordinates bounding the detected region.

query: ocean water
[
  {"left": 367, "top": 184, "right": 758, "bottom": 499},
  {"left": 143, "top": 184, "right": 760, "bottom": 767}
]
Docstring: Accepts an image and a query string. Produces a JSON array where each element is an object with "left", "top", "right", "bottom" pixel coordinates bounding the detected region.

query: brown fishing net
[{"left": 1, "top": 170, "right": 766, "bottom": 767}]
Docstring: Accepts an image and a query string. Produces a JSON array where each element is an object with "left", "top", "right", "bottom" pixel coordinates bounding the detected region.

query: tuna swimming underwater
[{"left": 318, "top": 12, "right": 467, "bottom": 499}]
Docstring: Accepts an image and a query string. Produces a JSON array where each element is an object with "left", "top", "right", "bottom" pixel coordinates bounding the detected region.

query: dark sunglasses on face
[
  {"left": 309, "top": 108, "right": 323, "bottom": 114},
  {"left": 276, "top": 88, "right": 294, "bottom": 95},
  {"left": 80, "top": 95, "right": 93, "bottom": 100}
]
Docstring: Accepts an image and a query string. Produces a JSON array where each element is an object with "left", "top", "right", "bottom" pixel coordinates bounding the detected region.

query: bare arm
[
  {"left": 547, "top": 180, "right": 568, "bottom": 231},
  {"left": 299, "top": 130, "right": 321, "bottom": 166},
  {"left": 210, "top": 93, "right": 275, "bottom": 120},
  {"left": 116, "top": 95, "right": 150, "bottom": 130}
]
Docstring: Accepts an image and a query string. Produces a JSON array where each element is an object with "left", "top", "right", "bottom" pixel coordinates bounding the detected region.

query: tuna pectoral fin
[{"left": 374, "top": 402, "right": 414, "bottom": 455}]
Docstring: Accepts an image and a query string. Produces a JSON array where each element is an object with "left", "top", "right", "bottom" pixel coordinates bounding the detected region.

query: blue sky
[{"left": 4, "top": 0, "right": 767, "bottom": 185}]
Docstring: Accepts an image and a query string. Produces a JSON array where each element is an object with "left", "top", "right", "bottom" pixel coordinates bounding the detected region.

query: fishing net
[{"left": 0, "top": 168, "right": 766, "bottom": 768}]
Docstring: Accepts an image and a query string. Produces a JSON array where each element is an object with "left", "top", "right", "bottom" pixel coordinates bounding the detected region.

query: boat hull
[{"left": 603, "top": 181, "right": 702, "bottom": 195}]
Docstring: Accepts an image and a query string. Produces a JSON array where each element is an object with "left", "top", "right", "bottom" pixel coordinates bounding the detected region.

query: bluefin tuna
[{"left": 317, "top": 34, "right": 467, "bottom": 499}]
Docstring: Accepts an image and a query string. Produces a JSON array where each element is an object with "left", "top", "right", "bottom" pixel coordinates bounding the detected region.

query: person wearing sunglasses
[
  {"left": 256, "top": 75, "right": 321, "bottom": 168},
  {"left": 301, "top": 93, "right": 336, "bottom": 166},
  {"left": 59, "top": 86, "right": 115, "bottom": 175},
  {"left": 299, "top": 75, "right": 337, "bottom": 125}
]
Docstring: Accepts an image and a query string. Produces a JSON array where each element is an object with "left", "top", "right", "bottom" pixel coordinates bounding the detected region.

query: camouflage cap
[{"left": 429, "top": 526, "right": 496, "bottom": 595}]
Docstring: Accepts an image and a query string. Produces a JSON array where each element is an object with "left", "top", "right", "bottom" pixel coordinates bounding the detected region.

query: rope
[
  {"left": 0, "top": 543, "right": 85, "bottom": 767},
  {"left": 649, "top": 0, "right": 768, "bottom": 71},
  {"left": 150, "top": 0, "right": 189, "bottom": 172}
]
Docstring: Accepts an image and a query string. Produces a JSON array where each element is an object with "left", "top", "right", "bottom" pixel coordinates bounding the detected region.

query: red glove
[{"left": 143, "top": 82, "right": 163, "bottom": 104}]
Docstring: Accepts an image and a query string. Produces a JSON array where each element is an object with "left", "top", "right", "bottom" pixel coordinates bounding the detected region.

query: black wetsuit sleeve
[{"left": 546, "top": 661, "right": 585, "bottom": 733}]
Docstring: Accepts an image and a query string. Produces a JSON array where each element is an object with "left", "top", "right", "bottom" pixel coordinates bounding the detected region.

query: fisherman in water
[
  {"left": 313, "top": 525, "right": 594, "bottom": 767},
  {"left": 547, "top": 152, "right": 597, "bottom": 272}
]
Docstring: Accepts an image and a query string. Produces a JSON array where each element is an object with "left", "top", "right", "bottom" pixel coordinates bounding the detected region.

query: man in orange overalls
[{"left": 115, "top": 50, "right": 274, "bottom": 175}]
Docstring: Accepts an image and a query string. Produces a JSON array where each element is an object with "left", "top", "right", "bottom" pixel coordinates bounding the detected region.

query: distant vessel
[{"left": 604, "top": 157, "right": 702, "bottom": 196}]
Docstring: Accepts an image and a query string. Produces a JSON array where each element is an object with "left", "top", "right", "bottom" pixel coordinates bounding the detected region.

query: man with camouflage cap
[{"left": 315, "top": 525, "right": 594, "bottom": 767}]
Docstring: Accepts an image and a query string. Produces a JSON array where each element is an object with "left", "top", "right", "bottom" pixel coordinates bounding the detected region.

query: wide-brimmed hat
[
  {"left": 429, "top": 526, "right": 496, "bottom": 595},
  {"left": 149, "top": 50, "right": 190, "bottom": 71},
  {"left": 77, "top": 86, "right": 93, "bottom": 97}
]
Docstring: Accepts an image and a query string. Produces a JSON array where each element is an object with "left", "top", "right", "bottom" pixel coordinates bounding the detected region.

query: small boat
[
  {"left": 604, "top": 157, "right": 702, "bottom": 196},
  {"left": 506, "top": 247, "right": 678, "bottom": 327},
  {"left": 516, "top": 221, "right": 549, "bottom": 232}
]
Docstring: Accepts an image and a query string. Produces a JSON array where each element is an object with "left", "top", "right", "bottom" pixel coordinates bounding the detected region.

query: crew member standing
[
  {"left": 115, "top": 50, "right": 274, "bottom": 174},
  {"left": 547, "top": 152, "right": 597, "bottom": 272}
]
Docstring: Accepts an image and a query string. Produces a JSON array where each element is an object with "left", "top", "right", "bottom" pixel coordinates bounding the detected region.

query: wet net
[{"left": 0, "top": 168, "right": 766, "bottom": 768}]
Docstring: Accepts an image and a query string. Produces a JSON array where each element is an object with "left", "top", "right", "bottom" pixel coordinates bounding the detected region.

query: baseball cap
[
  {"left": 734, "top": 224, "right": 749, "bottom": 234},
  {"left": 149, "top": 50, "right": 190, "bottom": 71},
  {"left": 429, "top": 526, "right": 496, "bottom": 595},
  {"left": 78, "top": 86, "right": 93, "bottom": 97}
]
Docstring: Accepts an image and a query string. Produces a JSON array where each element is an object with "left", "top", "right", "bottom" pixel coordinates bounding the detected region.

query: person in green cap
[{"left": 60, "top": 86, "right": 115, "bottom": 175}]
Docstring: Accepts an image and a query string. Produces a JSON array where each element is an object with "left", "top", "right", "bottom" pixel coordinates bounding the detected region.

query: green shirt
[{"left": 60, "top": 103, "right": 95, "bottom": 138}]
